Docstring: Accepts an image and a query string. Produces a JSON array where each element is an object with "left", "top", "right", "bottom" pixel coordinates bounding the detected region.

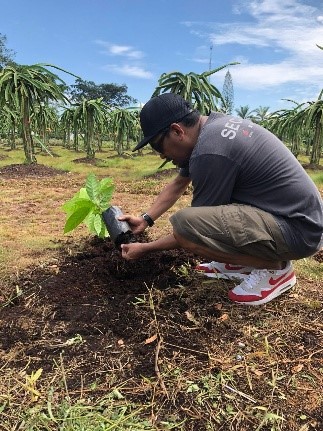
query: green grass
[
  {"left": 0, "top": 141, "right": 175, "bottom": 181},
  {"left": 308, "top": 171, "right": 323, "bottom": 187},
  {"left": 0, "top": 367, "right": 181, "bottom": 431}
]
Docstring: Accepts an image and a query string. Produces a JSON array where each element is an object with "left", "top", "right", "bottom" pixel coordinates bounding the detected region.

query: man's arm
[
  {"left": 145, "top": 174, "right": 191, "bottom": 220},
  {"left": 119, "top": 174, "right": 191, "bottom": 234}
]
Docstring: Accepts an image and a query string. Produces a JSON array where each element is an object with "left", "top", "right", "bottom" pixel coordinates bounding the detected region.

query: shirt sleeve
[{"left": 190, "top": 154, "right": 240, "bottom": 207}]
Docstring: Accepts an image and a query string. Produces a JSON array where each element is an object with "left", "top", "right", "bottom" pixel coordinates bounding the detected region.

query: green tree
[
  {"left": 73, "top": 98, "right": 108, "bottom": 159},
  {"left": 152, "top": 63, "right": 239, "bottom": 114},
  {"left": 291, "top": 92, "right": 323, "bottom": 165},
  {"left": 108, "top": 108, "right": 140, "bottom": 155},
  {"left": 267, "top": 93, "right": 323, "bottom": 165},
  {"left": 235, "top": 105, "right": 255, "bottom": 119},
  {"left": 0, "top": 63, "right": 70, "bottom": 163},
  {"left": 253, "top": 106, "right": 271, "bottom": 124},
  {"left": 0, "top": 104, "right": 18, "bottom": 149},
  {"left": 60, "top": 107, "right": 75, "bottom": 149},
  {"left": 70, "top": 78, "right": 137, "bottom": 107},
  {"left": 266, "top": 102, "right": 304, "bottom": 158},
  {"left": 32, "top": 103, "right": 59, "bottom": 151},
  {"left": 0, "top": 33, "right": 15, "bottom": 69},
  {"left": 221, "top": 70, "right": 234, "bottom": 114}
]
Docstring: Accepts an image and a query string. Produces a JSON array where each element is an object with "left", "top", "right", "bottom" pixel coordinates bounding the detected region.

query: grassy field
[{"left": 0, "top": 141, "right": 322, "bottom": 431}]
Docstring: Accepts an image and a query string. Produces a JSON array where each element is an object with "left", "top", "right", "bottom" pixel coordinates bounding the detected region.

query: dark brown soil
[
  {"left": 0, "top": 163, "right": 68, "bottom": 178},
  {"left": 0, "top": 163, "right": 322, "bottom": 430}
]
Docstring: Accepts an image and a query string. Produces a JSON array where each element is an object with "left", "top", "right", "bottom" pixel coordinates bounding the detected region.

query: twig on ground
[{"left": 154, "top": 336, "right": 169, "bottom": 398}]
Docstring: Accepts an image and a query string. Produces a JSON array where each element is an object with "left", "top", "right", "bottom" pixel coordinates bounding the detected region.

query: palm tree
[
  {"left": 235, "top": 105, "right": 255, "bottom": 119},
  {"left": 291, "top": 91, "right": 323, "bottom": 165},
  {"left": 267, "top": 94, "right": 323, "bottom": 164},
  {"left": 32, "top": 103, "right": 59, "bottom": 151},
  {"left": 267, "top": 103, "right": 303, "bottom": 158},
  {"left": 60, "top": 107, "right": 75, "bottom": 149},
  {"left": 0, "top": 104, "right": 18, "bottom": 149},
  {"left": 73, "top": 98, "right": 107, "bottom": 159},
  {"left": 152, "top": 63, "right": 239, "bottom": 114},
  {"left": 253, "top": 106, "right": 271, "bottom": 124},
  {"left": 0, "top": 63, "right": 70, "bottom": 163},
  {"left": 108, "top": 107, "right": 140, "bottom": 155}
]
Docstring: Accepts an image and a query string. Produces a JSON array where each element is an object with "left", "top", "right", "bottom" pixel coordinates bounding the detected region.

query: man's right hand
[{"left": 118, "top": 215, "right": 148, "bottom": 234}]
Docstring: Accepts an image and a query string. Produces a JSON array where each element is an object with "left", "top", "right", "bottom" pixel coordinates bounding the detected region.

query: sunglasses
[{"left": 149, "top": 128, "right": 170, "bottom": 154}]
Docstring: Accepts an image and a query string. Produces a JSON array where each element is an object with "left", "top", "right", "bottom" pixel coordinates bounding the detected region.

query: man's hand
[
  {"left": 121, "top": 242, "right": 147, "bottom": 260},
  {"left": 120, "top": 234, "right": 179, "bottom": 261},
  {"left": 118, "top": 215, "right": 147, "bottom": 234}
]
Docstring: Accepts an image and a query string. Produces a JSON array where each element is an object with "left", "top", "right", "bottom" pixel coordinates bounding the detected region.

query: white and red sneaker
[
  {"left": 194, "top": 261, "right": 254, "bottom": 280},
  {"left": 228, "top": 261, "right": 296, "bottom": 305}
]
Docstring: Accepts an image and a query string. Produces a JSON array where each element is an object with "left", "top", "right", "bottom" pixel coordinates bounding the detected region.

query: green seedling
[{"left": 62, "top": 173, "right": 114, "bottom": 238}]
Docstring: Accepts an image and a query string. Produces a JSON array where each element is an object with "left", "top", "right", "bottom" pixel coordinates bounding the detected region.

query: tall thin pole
[
  {"left": 208, "top": 44, "right": 213, "bottom": 82},
  {"left": 209, "top": 44, "right": 213, "bottom": 72}
]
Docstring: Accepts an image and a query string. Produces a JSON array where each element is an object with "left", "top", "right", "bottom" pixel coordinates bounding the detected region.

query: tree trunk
[
  {"left": 22, "top": 98, "right": 36, "bottom": 164},
  {"left": 9, "top": 126, "right": 16, "bottom": 150},
  {"left": 85, "top": 112, "right": 95, "bottom": 159},
  {"left": 73, "top": 125, "right": 79, "bottom": 152}
]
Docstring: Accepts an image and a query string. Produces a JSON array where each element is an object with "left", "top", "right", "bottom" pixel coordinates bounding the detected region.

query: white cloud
[
  {"left": 102, "top": 64, "right": 153, "bottom": 79},
  {"left": 95, "top": 40, "right": 145, "bottom": 60},
  {"left": 191, "top": 0, "right": 323, "bottom": 95},
  {"left": 95, "top": 39, "right": 153, "bottom": 80},
  {"left": 220, "top": 61, "right": 322, "bottom": 89}
]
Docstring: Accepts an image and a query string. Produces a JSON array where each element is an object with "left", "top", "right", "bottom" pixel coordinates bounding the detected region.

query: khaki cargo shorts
[{"left": 170, "top": 204, "right": 294, "bottom": 261}]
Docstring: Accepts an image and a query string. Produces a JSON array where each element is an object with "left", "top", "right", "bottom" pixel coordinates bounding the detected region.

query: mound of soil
[
  {"left": 144, "top": 167, "right": 178, "bottom": 179},
  {"left": 0, "top": 237, "right": 199, "bottom": 381},
  {"left": 72, "top": 157, "right": 103, "bottom": 165},
  {"left": 0, "top": 163, "right": 68, "bottom": 178}
]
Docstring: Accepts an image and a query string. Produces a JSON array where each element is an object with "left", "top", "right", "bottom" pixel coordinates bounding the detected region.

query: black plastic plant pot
[{"left": 102, "top": 206, "right": 136, "bottom": 249}]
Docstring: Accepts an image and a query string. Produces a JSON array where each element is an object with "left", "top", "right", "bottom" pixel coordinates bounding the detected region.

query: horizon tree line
[{"left": 0, "top": 33, "right": 321, "bottom": 166}]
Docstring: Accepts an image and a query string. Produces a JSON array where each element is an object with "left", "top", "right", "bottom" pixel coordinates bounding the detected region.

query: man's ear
[{"left": 171, "top": 122, "right": 184, "bottom": 137}]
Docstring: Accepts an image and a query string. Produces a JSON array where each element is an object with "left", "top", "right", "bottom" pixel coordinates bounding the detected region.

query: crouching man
[{"left": 119, "top": 93, "right": 323, "bottom": 305}]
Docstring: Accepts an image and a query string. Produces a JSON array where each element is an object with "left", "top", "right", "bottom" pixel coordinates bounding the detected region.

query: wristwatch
[{"left": 141, "top": 213, "right": 154, "bottom": 227}]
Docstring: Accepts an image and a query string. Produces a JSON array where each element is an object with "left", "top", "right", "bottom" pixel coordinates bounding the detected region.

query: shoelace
[{"left": 241, "top": 269, "right": 269, "bottom": 291}]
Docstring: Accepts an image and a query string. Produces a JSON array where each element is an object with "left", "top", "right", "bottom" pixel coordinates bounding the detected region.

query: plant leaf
[
  {"left": 93, "top": 213, "right": 103, "bottom": 236},
  {"left": 85, "top": 173, "right": 99, "bottom": 201},
  {"left": 62, "top": 197, "right": 93, "bottom": 216},
  {"left": 64, "top": 206, "right": 93, "bottom": 233}
]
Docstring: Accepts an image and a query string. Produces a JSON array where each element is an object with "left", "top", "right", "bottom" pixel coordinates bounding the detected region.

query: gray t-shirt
[{"left": 180, "top": 112, "right": 323, "bottom": 257}]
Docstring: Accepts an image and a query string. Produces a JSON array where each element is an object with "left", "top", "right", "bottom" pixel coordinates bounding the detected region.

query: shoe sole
[
  {"left": 197, "top": 272, "right": 250, "bottom": 280},
  {"left": 232, "top": 277, "right": 296, "bottom": 305}
]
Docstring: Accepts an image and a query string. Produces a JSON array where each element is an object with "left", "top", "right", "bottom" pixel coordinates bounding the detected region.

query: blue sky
[{"left": 1, "top": 0, "right": 323, "bottom": 112}]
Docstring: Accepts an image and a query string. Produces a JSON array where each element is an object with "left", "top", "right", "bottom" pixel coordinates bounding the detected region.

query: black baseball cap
[{"left": 133, "top": 93, "right": 193, "bottom": 151}]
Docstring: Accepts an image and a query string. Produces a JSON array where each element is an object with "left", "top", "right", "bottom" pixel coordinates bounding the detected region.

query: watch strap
[{"left": 141, "top": 213, "right": 154, "bottom": 227}]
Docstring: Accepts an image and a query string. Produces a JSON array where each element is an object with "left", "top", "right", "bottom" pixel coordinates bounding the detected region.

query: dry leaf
[
  {"left": 184, "top": 311, "right": 200, "bottom": 325},
  {"left": 251, "top": 368, "right": 263, "bottom": 376},
  {"left": 292, "top": 363, "right": 304, "bottom": 373},
  {"left": 144, "top": 334, "right": 158, "bottom": 345},
  {"left": 218, "top": 313, "right": 229, "bottom": 321}
]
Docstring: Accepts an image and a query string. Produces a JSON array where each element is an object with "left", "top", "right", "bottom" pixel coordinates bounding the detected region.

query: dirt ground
[{"left": 0, "top": 163, "right": 322, "bottom": 430}]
